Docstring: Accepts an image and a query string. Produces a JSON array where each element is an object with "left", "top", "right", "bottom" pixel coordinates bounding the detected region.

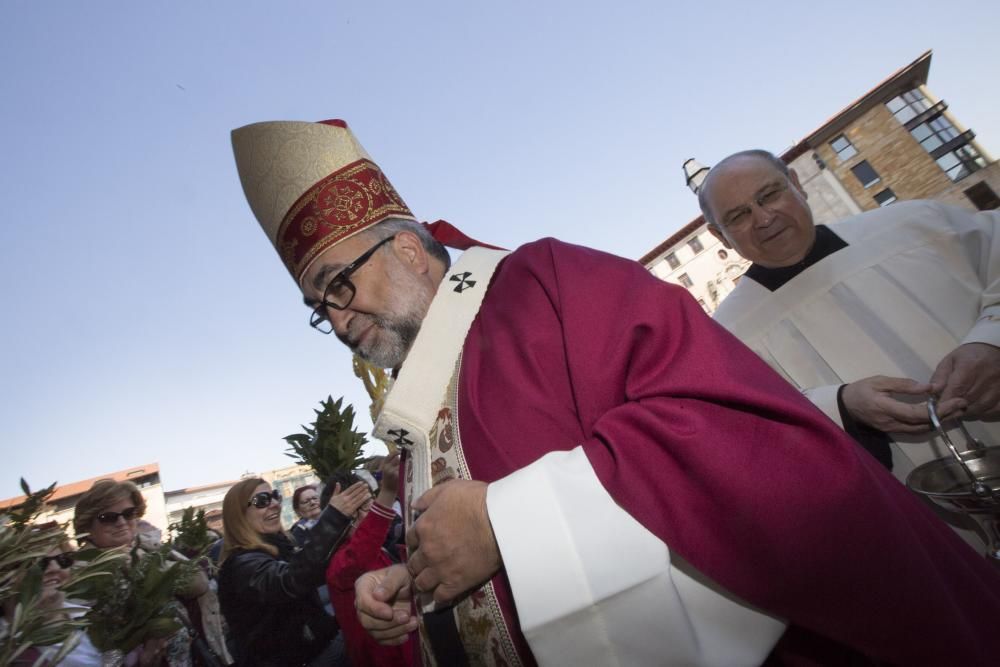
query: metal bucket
[{"left": 906, "top": 398, "right": 1000, "bottom": 559}]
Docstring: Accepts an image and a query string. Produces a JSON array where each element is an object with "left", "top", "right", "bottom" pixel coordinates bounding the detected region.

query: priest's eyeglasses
[
  {"left": 719, "top": 181, "right": 789, "bottom": 229},
  {"left": 309, "top": 235, "right": 397, "bottom": 334}
]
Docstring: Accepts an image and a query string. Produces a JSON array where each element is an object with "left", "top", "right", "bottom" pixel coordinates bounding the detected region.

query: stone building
[{"left": 642, "top": 50, "right": 998, "bottom": 313}]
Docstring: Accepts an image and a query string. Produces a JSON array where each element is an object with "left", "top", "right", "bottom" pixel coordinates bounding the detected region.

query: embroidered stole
[{"left": 374, "top": 247, "right": 524, "bottom": 667}]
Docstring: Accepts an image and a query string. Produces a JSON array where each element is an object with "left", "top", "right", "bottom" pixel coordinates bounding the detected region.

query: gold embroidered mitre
[{"left": 231, "top": 119, "right": 416, "bottom": 285}]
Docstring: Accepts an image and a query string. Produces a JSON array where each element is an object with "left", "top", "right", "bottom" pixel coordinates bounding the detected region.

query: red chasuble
[{"left": 453, "top": 238, "right": 1000, "bottom": 665}]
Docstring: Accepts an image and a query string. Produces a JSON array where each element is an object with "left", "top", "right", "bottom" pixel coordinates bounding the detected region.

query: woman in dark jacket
[{"left": 217, "top": 477, "right": 370, "bottom": 666}]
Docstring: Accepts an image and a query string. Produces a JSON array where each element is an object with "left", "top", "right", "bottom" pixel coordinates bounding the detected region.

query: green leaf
[
  {"left": 18, "top": 566, "right": 42, "bottom": 609},
  {"left": 284, "top": 395, "right": 371, "bottom": 480},
  {"left": 45, "top": 632, "right": 82, "bottom": 666}
]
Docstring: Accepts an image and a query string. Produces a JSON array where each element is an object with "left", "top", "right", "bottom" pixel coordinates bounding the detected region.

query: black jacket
[{"left": 218, "top": 506, "right": 352, "bottom": 666}]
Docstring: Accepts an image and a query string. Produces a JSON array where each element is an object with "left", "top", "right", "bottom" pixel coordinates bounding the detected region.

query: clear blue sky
[{"left": 2, "top": 1, "right": 998, "bottom": 498}]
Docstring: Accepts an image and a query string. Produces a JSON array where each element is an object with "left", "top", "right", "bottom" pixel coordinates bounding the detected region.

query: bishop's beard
[{"left": 338, "top": 260, "right": 434, "bottom": 370}]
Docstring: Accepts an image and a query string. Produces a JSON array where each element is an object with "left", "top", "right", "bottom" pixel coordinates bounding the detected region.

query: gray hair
[
  {"left": 698, "top": 150, "right": 789, "bottom": 225},
  {"left": 364, "top": 218, "right": 452, "bottom": 270}
]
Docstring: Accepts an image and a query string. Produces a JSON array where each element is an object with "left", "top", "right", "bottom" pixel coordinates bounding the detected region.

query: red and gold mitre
[{"left": 231, "top": 119, "right": 416, "bottom": 285}]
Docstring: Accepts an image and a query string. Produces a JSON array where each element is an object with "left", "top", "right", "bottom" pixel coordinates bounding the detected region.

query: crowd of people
[
  {"left": 3, "top": 117, "right": 998, "bottom": 666},
  {"left": 228, "top": 118, "right": 1000, "bottom": 666},
  {"left": 1, "top": 453, "right": 416, "bottom": 667}
]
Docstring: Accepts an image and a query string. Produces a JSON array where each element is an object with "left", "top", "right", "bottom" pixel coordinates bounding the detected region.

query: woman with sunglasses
[
  {"left": 72, "top": 479, "right": 148, "bottom": 551},
  {"left": 73, "top": 480, "right": 209, "bottom": 666},
  {"left": 1, "top": 534, "right": 102, "bottom": 666},
  {"left": 217, "top": 477, "right": 370, "bottom": 667}
]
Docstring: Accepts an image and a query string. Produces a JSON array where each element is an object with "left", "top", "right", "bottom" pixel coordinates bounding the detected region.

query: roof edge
[{"left": 804, "top": 50, "right": 932, "bottom": 146}]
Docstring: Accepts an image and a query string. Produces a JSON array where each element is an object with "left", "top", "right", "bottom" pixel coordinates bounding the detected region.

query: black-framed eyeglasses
[
  {"left": 309, "top": 235, "right": 397, "bottom": 334},
  {"left": 718, "top": 181, "right": 790, "bottom": 229},
  {"left": 38, "top": 553, "right": 75, "bottom": 571},
  {"left": 96, "top": 506, "right": 140, "bottom": 525},
  {"left": 247, "top": 489, "right": 282, "bottom": 509}
]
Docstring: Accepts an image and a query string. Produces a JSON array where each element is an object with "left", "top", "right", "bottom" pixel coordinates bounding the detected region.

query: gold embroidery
[
  {"left": 316, "top": 178, "right": 371, "bottom": 224},
  {"left": 447, "top": 354, "right": 522, "bottom": 666},
  {"left": 410, "top": 354, "right": 522, "bottom": 666},
  {"left": 434, "top": 408, "right": 455, "bottom": 453},
  {"left": 275, "top": 159, "right": 415, "bottom": 281}
]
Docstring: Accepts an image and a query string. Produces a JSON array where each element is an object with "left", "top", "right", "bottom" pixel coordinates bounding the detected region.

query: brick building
[{"left": 642, "top": 50, "right": 999, "bottom": 313}]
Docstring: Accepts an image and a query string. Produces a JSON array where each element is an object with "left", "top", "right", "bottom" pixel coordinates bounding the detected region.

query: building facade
[
  {"left": 163, "top": 464, "right": 320, "bottom": 537},
  {"left": 164, "top": 479, "right": 238, "bottom": 535},
  {"left": 257, "top": 463, "right": 321, "bottom": 530},
  {"left": 642, "top": 50, "right": 999, "bottom": 313},
  {"left": 646, "top": 227, "right": 750, "bottom": 313},
  {"left": 1, "top": 461, "right": 321, "bottom": 541},
  {"left": 807, "top": 54, "right": 998, "bottom": 212},
  {"left": 0, "top": 463, "right": 168, "bottom": 541}
]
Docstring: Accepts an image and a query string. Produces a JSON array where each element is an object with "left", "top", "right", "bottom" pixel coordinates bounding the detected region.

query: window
[
  {"left": 851, "top": 160, "right": 881, "bottom": 188},
  {"left": 873, "top": 188, "right": 897, "bottom": 207},
  {"left": 829, "top": 134, "right": 857, "bottom": 161},
  {"left": 936, "top": 144, "right": 987, "bottom": 182},
  {"left": 886, "top": 89, "right": 931, "bottom": 124},
  {"left": 665, "top": 252, "right": 680, "bottom": 270},
  {"left": 688, "top": 237, "right": 704, "bottom": 254},
  {"left": 717, "top": 249, "right": 729, "bottom": 260},
  {"left": 964, "top": 182, "right": 1000, "bottom": 210},
  {"left": 677, "top": 273, "right": 693, "bottom": 288},
  {"left": 910, "top": 115, "right": 959, "bottom": 153}
]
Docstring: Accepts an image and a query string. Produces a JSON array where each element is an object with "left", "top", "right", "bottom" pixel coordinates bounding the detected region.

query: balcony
[
  {"left": 904, "top": 99, "right": 948, "bottom": 130},
  {"left": 929, "top": 129, "right": 977, "bottom": 160}
]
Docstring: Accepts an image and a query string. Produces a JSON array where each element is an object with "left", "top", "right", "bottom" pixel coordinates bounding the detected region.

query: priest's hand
[
  {"left": 406, "top": 479, "right": 502, "bottom": 605},
  {"left": 930, "top": 342, "right": 1000, "bottom": 421},
  {"left": 842, "top": 375, "right": 966, "bottom": 433},
  {"left": 355, "top": 564, "right": 418, "bottom": 645}
]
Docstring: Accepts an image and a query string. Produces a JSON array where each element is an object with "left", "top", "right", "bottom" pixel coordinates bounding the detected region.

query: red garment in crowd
[
  {"left": 452, "top": 238, "right": 1000, "bottom": 665},
  {"left": 326, "top": 501, "right": 414, "bottom": 667}
]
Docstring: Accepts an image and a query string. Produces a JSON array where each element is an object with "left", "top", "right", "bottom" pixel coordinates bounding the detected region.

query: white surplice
[{"left": 714, "top": 200, "right": 1000, "bottom": 548}]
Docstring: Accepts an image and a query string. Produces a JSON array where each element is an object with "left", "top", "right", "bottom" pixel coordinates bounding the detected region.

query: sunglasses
[
  {"left": 96, "top": 507, "right": 140, "bottom": 524},
  {"left": 38, "top": 553, "right": 75, "bottom": 571},
  {"left": 247, "top": 490, "right": 282, "bottom": 509}
]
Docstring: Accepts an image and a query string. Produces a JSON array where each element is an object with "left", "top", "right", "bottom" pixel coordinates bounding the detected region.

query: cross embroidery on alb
[
  {"left": 387, "top": 428, "right": 413, "bottom": 447},
  {"left": 449, "top": 271, "right": 476, "bottom": 293}
]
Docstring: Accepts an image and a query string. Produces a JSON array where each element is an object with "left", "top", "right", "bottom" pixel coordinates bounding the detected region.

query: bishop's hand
[
  {"left": 355, "top": 564, "right": 418, "bottom": 645},
  {"left": 406, "top": 479, "right": 502, "bottom": 605}
]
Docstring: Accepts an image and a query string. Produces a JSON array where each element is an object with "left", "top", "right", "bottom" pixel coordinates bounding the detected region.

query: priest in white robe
[{"left": 703, "top": 149, "right": 1000, "bottom": 552}]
